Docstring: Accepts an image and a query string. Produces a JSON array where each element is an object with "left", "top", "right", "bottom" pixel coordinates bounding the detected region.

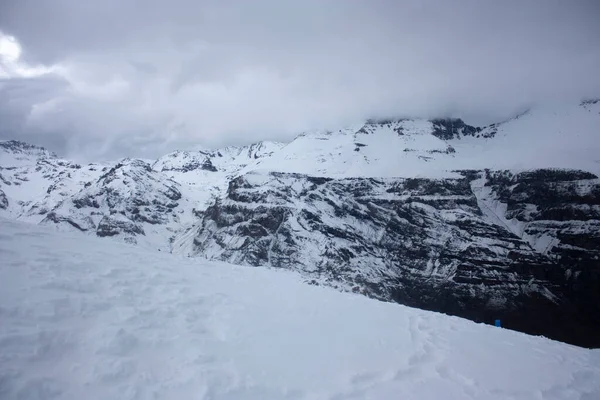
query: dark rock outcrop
[
  {"left": 44, "top": 212, "right": 96, "bottom": 232},
  {"left": 430, "top": 118, "right": 481, "bottom": 139},
  {"left": 0, "top": 140, "right": 58, "bottom": 159},
  {"left": 42, "top": 159, "right": 183, "bottom": 241},
  {"left": 201, "top": 158, "right": 218, "bottom": 172},
  {"left": 96, "top": 216, "right": 145, "bottom": 238},
  {"left": 191, "top": 169, "right": 600, "bottom": 347},
  {"left": 0, "top": 189, "right": 8, "bottom": 209}
]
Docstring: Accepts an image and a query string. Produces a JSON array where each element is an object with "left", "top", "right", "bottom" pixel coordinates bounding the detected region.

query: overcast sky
[{"left": 1, "top": 0, "right": 599, "bottom": 161}]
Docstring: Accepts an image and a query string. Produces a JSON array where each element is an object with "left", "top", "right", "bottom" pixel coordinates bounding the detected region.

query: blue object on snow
[{"left": 495, "top": 319, "right": 501, "bottom": 327}]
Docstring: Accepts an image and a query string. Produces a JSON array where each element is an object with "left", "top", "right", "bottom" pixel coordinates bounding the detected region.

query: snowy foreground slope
[{"left": 1, "top": 219, "right": 599, "bottom": 400}]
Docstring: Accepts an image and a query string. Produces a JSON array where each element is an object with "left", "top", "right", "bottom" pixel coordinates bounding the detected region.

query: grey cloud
[
  {"left": 1, "top": 0, "right": 600, "bottom": 160},
  {"left": 0, "top": 76, "right": 69, "bottom": 142}
]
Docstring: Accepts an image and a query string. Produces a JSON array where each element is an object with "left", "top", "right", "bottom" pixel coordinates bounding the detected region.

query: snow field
[{"left": 1, "top": 218, "right": 599, "bottom": 400}]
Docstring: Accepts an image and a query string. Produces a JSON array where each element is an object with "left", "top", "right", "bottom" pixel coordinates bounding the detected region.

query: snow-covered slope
[
  {"left": 246, "top": 101, "right": 600, "bottom": 178},
  {"left": 1, "top": 218, "right": 599, "bottom": 400},
  {"left": 247, "top": 121, "right": 460, "bottom": 178},
  {"left": 39, "top": 159, "right": 195, "bottom": 250},
  {"left": 450, "top": 101, "right": 600, "bottom": 175},
  {"left": 0, "top": 140, "right": 107, "bottom": 221},
  {"left": 152, "top": 141, "right": 285, "bottom": 210},
  {"left": 0, "top": 139, "right": 57, "bottom": 166}
]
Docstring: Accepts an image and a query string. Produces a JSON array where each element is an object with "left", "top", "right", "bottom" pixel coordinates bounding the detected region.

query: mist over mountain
[{"left": 2, "top": 101, "right": 600, "bottom": 347}]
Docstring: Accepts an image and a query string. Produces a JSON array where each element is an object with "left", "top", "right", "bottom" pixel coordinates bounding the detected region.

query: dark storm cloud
[{"left": 1, "top": 0, "right": 599, "bottom": 160}]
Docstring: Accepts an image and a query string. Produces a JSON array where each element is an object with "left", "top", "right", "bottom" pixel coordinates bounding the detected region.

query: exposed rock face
[
  {"left": 358, "top": 118, "right": 497, "bottom": 140},
  {"left": 154, "top": 150, "right": 215, "bottom": 173},
  {"left": 0, "top": 189, "right": 8, "bottom": 209},
  {"left": 430, "top": 118, "right": 479, "bottom": 139},
  {"left": 201, "top": 158, "right": 218, "bottom": 172},
  {"left": 0, "top": 141, "right": 106, "bottom": 220},
  {"left": 359, "top": 119, "right": 408, "bottom": 135},
  {"left": 474, "top": 169, "right": 600, "bottom": 346},
  {"left": 96, "top": 215, "right": 145, "bottom": 239},
  {"left": 40, "top": 159, "right": 184, "bottom": 245},
  {"left": 190, "top": 169, "right": 600, "bottom": 347},
  {"left": 152, "top": 141, "right": 285, "bottom": 175},
  {"left": 481, "top": 169, "right": 599, "bottom": 261},
  {"left": 43, "top": 211, "right": 97, "bottom": 232},
  {"left": 0, "top": 140, "right": 57, "bottom": 159}
]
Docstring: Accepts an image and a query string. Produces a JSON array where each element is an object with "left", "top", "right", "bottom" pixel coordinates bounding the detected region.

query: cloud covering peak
[{"left": 1, "top": 0, "right": 599, "bottom": 160}]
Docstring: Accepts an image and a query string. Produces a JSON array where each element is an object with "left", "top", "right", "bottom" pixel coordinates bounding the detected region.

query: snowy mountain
[
  {"left": 186, "top": 168, "right": 600, "bottom": 347},
  {"left": 1, "top": 218, "right": 599, "bottom": 399},
  {"left": 152, "top": 141, "right": 285, "bottom": 213},
  {"left": 241, "top": 101, "right": 600, "bottom": 178},
  {"left": 40, "top": 158, "right": 190, "bottom": 250},
  {"left": 1, "top": 100, "right": 599, "bottom": 347},
  {"left": 0, "top": 140, "right": 107, "bottom": 222}
]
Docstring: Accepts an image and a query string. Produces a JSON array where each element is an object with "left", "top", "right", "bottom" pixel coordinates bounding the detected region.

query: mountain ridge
[{"left": 1, "top": 101, "right": 599, "bottom": 346}]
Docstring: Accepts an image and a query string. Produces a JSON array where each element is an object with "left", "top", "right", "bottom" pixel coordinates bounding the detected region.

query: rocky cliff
[{"left": 188, "top": 169, "right": 600, "bottom": 347}]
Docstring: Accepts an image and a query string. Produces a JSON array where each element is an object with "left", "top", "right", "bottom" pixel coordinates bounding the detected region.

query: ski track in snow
[{"left": 1, "top": 218, "right": 599, "bottom": 400}]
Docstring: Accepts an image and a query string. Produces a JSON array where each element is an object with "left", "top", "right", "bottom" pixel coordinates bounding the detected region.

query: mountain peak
[{"left": 0, "top": 139, "right": 57, "bottom": 163}]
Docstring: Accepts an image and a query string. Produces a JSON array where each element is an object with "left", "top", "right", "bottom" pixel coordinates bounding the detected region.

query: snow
[
  {"left": 249, "top": 125, "right": 460, "bottom": 179},
  {"left": 2, "top": 101, "right": 599, "bottom": 255},
  {"left": 229, "top": 102, "right": 600, "bottom": 179},
  {"left": 1, "top": 218, "right": 599, "bottom": 400},
  {"left": 0, "top": 140, "right": 55, "bottom": 167},
  {"left": 470, "top": 177, "right": 526, "bottom": 237},
  {"left": 451, "top": 102, "right": 600, "bottom": 175},
  {"left": 0, "top": 143, "right": 108, "bottom": 223}
]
